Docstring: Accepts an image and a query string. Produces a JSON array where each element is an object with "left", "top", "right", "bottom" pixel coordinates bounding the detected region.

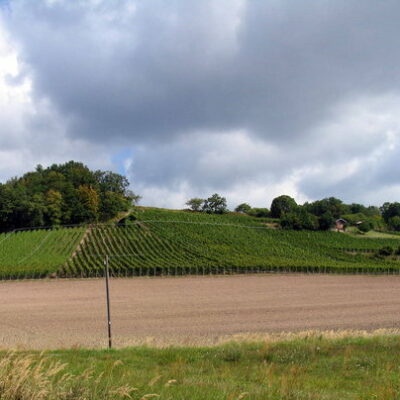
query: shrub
[
  {"left": 235, "top": 203, "right": 252, "bottom": 214},
  {"left": 388, "top": 216, "right": 400, "bottom": 231},
  {"left": 280, "top": 209, "right": 318, "bottom": 231},
  {"left": 248, "top": 207, "right": 270, "bottom": 218},
  {"left": 378, "top": 246, "right": 394, "bottom": 256},
  {"left": 280, "top": 212, "right": 302, "bottom": 230},
  {"left": 119, "top": 213, "right": 137, "bottom": 226},
  {"left": 358, "top": 221, "right": 373, "bottom": 233}
]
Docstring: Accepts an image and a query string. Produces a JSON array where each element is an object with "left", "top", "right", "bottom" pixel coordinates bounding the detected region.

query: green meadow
[{"left": 3, "top": 335, "right": 400, "bottom": 399}]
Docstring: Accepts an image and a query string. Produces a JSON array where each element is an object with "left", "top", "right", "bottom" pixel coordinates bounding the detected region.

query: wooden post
[{"left": 104, "top": 255, "right": 112, "bottom": 349}]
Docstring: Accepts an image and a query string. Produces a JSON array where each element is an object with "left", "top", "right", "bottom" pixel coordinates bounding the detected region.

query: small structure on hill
[{"left": 334, "top": 218, "right": 347, "bottom": 232}]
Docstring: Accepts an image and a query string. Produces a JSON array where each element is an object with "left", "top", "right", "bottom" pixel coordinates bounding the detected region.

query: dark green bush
[
  {"left": 378, "top": 246, "right": 394, "bottom": 256},
  {"left": 358, "top": 221, "right": 373, "bottom": 233},
  {"left": 280, "top": 209, "right": 318, "bottom": 231},
  {"left": 248, "top": 207, "right": 270, "bottom": 218}
]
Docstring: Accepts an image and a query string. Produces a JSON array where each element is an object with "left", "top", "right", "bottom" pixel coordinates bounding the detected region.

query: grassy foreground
[{"left": 4, "top": 336, "right": 400, "bottom": 399}]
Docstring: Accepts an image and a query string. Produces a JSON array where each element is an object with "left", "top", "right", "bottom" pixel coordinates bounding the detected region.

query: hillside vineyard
[{"left": 1, "top": 208, "right": 400, "bottom": 279}]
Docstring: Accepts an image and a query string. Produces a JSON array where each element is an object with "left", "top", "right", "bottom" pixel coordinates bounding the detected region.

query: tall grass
[
  {"left": 0, "top": 352, "right": 150, "bottom": 400},
  {"left": 3, "top": 335, "right": 400, "bottom": 399}
]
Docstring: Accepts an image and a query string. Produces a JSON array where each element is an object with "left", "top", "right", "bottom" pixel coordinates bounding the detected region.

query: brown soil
[{"left": 1, "top": 274, "right": 400, "bottom": 349}]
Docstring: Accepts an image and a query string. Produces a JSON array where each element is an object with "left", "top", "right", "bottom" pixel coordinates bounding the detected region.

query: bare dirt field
[{"left": 2, "top": 274, "right": 400, "bottom": 349}]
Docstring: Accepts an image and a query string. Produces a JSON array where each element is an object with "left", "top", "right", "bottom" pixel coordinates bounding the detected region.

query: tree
[
  {"left": 45, "top": 189, "right": 63, "bottom": 226},
  {"left": 318, "top": 211, "right": 335, "bottom": 231},
  {"left": 365, "top": 206, "right": 380, "bottom": 217},
  {"left": 0, "top": 184, "right": 16, "bottom": 229},
  {"left": 270, "top": 195, "right": 297, "bottom": 218},
  {"left": 349, "top": 203, "right": 365, "bottom": 214},
  {"left": 186, "top": 198, "right": 204, "bottom": 212},
  {"left": 100, "top": 191, "right": 130, "bottom": 220},
  {"left": 125, "top": 190, "right": 141, "bottom": 206},
  {"left": 300, "top": 211, "right": 319, "bottom": 230},
  {"left": 280, "top": 208, "right": 318, "bottom": 230},
  {"left": 235, "top": 203, "right": 252, "bottom": 214},
  {"left": 304, "top": 197, "right": 346, "bottom": 218},
  {"left": 95, "top": 170, "right": 130, "bottom": 194},
  {"left": 280, "top": 212, "right": 302, "bottom": 230},
  {"left": 381, "top": 202, "right": 400, "bottom": 223},
  {"left": 388, "top": 216, "right": 400, "bottom": 231},
  {"left": 23, "top": 194, "right": 46, "bottom": 227},
  {"left": 202, "top": 194, "right": 228, "bottom": 214},
  {"left": 77, "top": 185, "right": 100, "bottom": 221},
  {"left": 348, "top": 203, "right": 379, "bottom": 216}
]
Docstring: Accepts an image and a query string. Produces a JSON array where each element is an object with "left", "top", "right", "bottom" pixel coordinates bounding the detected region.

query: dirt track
[{"left": 2, "top": 274, "right": 400, "bottom": 349}]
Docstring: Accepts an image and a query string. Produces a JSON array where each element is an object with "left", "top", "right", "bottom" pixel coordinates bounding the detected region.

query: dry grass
[
  {"left": 0, "top": 352, "right": 151, "bottom": 399},
  {"left": 109, "top": 328, "right": 400, "bottom": 348},
  {"left": 3, "top": 335, "right": 400, "bottom": 399}
]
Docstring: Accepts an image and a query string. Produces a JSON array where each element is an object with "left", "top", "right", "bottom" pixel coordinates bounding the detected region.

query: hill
[{"left": 1, "top": 207, "right": 400, "bottom": 279}]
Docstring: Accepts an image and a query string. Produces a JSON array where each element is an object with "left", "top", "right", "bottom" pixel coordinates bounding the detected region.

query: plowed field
[{"left": 2, "top": 274, "right": 400, "bottom": 349}]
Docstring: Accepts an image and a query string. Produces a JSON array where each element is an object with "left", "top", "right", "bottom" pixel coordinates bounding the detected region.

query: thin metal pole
[{"left": 104, "top": 255, "right": 112, "bottom": 349}]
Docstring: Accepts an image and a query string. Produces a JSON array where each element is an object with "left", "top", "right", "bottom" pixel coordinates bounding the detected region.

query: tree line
[
  {"left": 2, "top": 160, "right": 399, "bottom": 234},
  {"left": 186, "top": 194, "right": 400, "bottom": 232},
  {"left": 0, "top": 161, "right": 139, "bottom": 231}
]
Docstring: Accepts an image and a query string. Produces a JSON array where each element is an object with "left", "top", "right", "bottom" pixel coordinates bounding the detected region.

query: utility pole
[{"left": 104, "top": 255, "right": 112, "bottom": 349}]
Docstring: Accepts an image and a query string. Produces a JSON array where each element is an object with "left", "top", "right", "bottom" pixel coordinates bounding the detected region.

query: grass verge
[{"left": 3, "top": 335, "right": 400, "bottom": 399}]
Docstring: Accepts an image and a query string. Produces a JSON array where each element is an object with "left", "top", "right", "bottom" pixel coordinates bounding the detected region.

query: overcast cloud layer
[{"left": 1, "top": 0, "right": 400, "bottom": 208}]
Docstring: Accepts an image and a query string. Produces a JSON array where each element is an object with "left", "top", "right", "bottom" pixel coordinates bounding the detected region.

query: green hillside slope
[
  {"left": 1, "top": 208, "right": 400, "bottom": 279},
  {"left": 62, "top": 208, "right": 400, "bottom": 277}
]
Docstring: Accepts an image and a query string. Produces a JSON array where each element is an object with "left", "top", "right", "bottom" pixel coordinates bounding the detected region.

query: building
[{"left": 334, "top": 218, "right": 347, "bottom": 232}]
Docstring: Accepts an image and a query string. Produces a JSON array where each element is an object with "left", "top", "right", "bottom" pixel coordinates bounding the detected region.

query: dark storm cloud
[
  {"left": 3, "top": 0, "right": 400, "bottom": 206},
  {"left": 5, "top": 0, "right": 400, "bottom": 144}
]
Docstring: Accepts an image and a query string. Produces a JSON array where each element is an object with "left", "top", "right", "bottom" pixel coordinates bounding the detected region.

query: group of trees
[
  {"left": 186, "top": 194, "right": 228, "bottom": 214},
  {"left": 0, "top": 161, "right": 140, "bottom": 231},
  {"left": 235, "top": 203, "right": 270, "bottom": 218},
  {"left": 380, "top": 202, "right": 400, "bottom": 231},
  {"left": 270, "top": 195, "right": 332, "bottom": 231},
  {"left": 185, "top": 193, "right": 400, "bottom": 232},
  {"left": 4, "top": 161, "right": 399, "bottom": 234},
  {"left": 271, "top": 195, "right": 382, "bottom": 231},
  {"left": 186, "top": 195, "right": 270, "bottom": 217}
]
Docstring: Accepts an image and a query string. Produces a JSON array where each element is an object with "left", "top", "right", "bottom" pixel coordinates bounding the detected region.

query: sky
[{"left": 1, "top": 0, "right": 400, "bottom": 209}]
